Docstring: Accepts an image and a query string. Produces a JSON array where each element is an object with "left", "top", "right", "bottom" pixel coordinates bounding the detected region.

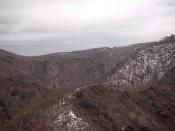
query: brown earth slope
[{"left": 74, "top": 67, "right": 175, "bottom": 131}]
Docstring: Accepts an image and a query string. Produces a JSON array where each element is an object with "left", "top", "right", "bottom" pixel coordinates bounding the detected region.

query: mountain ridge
[{"left": 0, "top": 34, "right": 175, "bottom": 130}]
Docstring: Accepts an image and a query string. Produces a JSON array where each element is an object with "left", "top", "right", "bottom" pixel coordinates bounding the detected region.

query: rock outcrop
[{"left": 108, "top": 42, "right": 175, "bottom": 88}]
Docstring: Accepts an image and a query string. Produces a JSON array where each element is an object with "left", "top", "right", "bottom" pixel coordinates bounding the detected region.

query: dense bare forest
[{"left": 0, "top": 35, "right": 175, "bottom": 131}]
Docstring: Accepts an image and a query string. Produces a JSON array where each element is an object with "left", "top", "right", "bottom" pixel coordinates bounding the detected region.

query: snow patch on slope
[
  {"left": 45, "top": 94, "right": 90, "bottom": 131},
  {"left": 108, "top": 43, "right": 175, "bottom": 88}
]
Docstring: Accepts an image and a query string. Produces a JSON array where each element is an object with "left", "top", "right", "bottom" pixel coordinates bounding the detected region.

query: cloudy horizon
[{"left": 0, "top": 0, "right": 175, "bottom": 55}]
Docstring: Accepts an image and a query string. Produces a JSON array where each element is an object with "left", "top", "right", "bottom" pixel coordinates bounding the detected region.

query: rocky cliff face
[{"left": 108, "top": 42, "right": 175, "bottom": 88}]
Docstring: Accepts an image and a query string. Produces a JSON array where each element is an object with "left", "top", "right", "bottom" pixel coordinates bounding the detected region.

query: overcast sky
[{"left": 0, "top": 0, "right": 175, "bottom": 55}]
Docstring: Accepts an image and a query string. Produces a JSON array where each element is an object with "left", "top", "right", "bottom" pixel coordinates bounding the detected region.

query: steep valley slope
[
  {"left": 0, "top": 35, "right": 175, "bottom": 131},
  {"left": 0, "top": 41, "right": 146, "bottom": 125}
]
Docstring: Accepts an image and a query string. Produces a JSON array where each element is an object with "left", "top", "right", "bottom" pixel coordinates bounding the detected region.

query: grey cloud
[
  {"left": 162, "top": 0, "right": 175, "bottom": 6},
  {"left": 0, "top": 0, "right": 175, "bottom": 55}
]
